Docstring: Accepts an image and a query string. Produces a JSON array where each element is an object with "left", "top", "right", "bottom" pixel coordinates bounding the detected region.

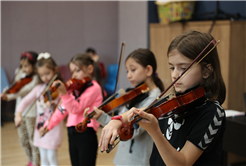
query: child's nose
[
  {"left": 172, "top": 69, "right": 180, "bottom": 80},
  {"left": 127, "top": 72, "right": 131, "bottom": 78}
]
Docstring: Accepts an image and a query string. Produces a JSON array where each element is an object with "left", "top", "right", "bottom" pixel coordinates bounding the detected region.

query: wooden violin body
[
  {"left": 8, "top": 78, "right": 32, "bottom": 94},
  {"left": 150, "top": 86, "right": 206, "bottom": 119},
  {"left": 118, "top": 86, "right": 207, "bottom": 142},
  {"left": 101, "top": 83, "right": 149, "bottom": 112},
  {"left": 65, "top": 77, "right": 91, "bottom": 91},
  {"left": 75, "top": 83, "right": 149, "bottom": 133},
  {"left": 6, "top": 77, "right": 32, "bottom": 94},
  {"left": 105, "top": 39, "right": 220, "bottom": 153},
  {"left": 47, "top": 77, "right": 91, "bottom": 102},
  {"left": 44, "top": 90, "right": 60, "bottom": 103}
]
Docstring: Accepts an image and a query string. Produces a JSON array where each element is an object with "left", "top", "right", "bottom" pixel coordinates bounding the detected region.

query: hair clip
[
  {"left": 38, "top": 52, "right": 51, "bottom": 60},
  {"left": 21, "top": 52, "right": 34, "bottom": 62}
]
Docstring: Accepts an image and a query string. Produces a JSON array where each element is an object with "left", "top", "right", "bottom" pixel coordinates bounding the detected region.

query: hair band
[{"left": 21, "top": 52, "right": 34, "bottom": 62}]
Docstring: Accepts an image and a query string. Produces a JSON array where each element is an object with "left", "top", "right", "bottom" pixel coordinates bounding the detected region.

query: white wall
[
  {"left": 118, "top": 1, "right": 148, "bottom": 89},
  {"left": 1, "top": 1, "right": 148, "bottom": 91},
  {"left": 1, "top": 1, "right": 119, "bottom": 81}
]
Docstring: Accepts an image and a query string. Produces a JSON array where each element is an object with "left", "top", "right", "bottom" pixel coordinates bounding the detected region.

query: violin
[
  {"left": 64, "top": 77, "right": 91, "bottom": 92},
  {"left": 105, "top": 39, "right": 221, "bottom": 153},
  {"left": 119, "top": 86, "right": 207, "bottom": 140},
  {"left": 7, "top": 77, "right": 32, "bottom": 94},
  {"left": 44, "top": 89, "right": 59, "bottom": 103},
  {"left": 40, "top": 77, "right": 91, "bottom": 137},
  {"left": 5, "top": 76, "right": 32, "bottom": 94},
  {"left": 18, "top": 74, "right": 59, "bottom": 128},
  {"left": 76, "top": 42, "right": 127, "bottom": 133},
  {"left": 45, "top": 77, "right": 91, "bottom": 103},
  {"left": 43, "top": 77, "right": 90, "bottom": 113},
  {"left": 75, "top": 83, "right": 149, "bottom": 133}
]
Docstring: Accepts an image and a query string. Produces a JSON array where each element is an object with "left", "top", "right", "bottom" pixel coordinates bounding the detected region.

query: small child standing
[
  {"left": 15, "top": 52, "right": 64, "bottom": 166},
  {"left": 99, "top": 31, "right": 226, "bottom": 166},
  {"left": 40, "top": 53, "right": 104, "bottom": 166},
  {"left": 84, "top": 48, "right": 164, "bottom": 166},
  {"left": 1, "top": 51, "right": 40, "bottom": 166}
]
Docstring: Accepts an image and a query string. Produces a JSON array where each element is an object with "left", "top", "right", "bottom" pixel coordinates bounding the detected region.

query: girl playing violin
[
  {"left": 99, "top": 31, "right": 226, "bottom": 166},
  {"left": 39, "top": 53, "right": 104, "bottom": 166},
  {"left": 15, "top": 52, "right": 64, "bottom": 166},
  {"left": 84, "top": 49, "right": 164, "bottom": 166},
  {"left": 1, "top": 51, "right": 40, "bottom": 166}
]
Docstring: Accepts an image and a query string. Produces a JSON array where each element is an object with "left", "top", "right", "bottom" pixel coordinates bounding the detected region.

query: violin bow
[
  {"left": 111, "top": 42, "right": 125, "bottom": 116},
  {"left": 41, "top": 69, "right": 79, "bottom": 136},
  {"left": 85, "top": 42, "right": 126, "bottom": 118},
  {"left": 75, "top": 42, "right": 126, "bottom": 133},
  {"left": 21, "top": 74, "right": 58, "bottom": 123},
  {"left": 136, "top": 39, "right": 220, "bottom": 119},
  {"left": 114, "top": 42, "right": 126, "bottom": 96},
  {"left": 40, "top": 98, "right": 62, "bottom": 137},
  {"left": 105, "top": 39, "right": 220, "bottom": 153}
]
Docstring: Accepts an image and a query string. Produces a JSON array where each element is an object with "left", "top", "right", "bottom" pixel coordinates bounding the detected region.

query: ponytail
[
  {"left": 153, "top": 74, "right": 164, "bottom": 92},
  {"left": 93, "top": 61, "right": 106, "bottom": 99}
]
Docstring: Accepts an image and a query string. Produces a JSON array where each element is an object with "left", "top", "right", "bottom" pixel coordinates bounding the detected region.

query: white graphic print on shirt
[
  {"left": 166, "top": 118, "right": 185, "bottom": 140},
  {"left": 165, "top": 118, "right": 185, "bottom": 152}
]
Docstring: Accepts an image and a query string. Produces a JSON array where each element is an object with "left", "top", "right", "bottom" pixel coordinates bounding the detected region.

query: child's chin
[{"left": 174, "top": 87, "right": 184, "bottom": 93}]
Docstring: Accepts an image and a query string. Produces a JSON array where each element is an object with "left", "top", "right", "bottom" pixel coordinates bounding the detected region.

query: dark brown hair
[
  {"left": 167, "top": 30, "right": 226, "bottom": 104},
  {"left": 69, "top": 53, "right": 105, "bottom": 98},
  {"left": 36, "top": 56, "right": 63, "bottom": 83},
  {"left": 20, "top": 51, "right": 38, "bottom": 76},
  {"left": 20, "top": 51, "right": 38, "bottom": 66},
  {"left": 126, "top": 48, "right": 164, "bottom": 92}
]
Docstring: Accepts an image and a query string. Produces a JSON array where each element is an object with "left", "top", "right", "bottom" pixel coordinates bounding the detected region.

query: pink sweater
[
  {"left": 17, "top": 84, "right": 63, "bottom": 150},
  {"left": 45, "top": 80, "right": 103, "bottom": 132}
]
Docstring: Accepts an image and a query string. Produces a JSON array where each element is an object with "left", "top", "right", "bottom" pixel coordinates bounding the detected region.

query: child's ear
[
  {"left": 203, "top": 64, "right": 213, "bottom": 79},
  {"left": 146, "top": 65, "right": 153, "bottom": 77},
  {"left": 55, "top": 66, "right": 59, "bottom": 73},
  {"left": 87, "top": 64, "right": 94, "bottom": 74}
]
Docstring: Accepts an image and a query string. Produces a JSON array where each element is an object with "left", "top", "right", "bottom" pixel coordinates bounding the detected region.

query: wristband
[{"left": 111, "top": 115, "right": 125, "bottom": 127}]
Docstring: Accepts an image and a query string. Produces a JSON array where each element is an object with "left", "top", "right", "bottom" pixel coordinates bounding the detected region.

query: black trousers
[{"left": 67, "top": 126, "right": 98, "bottom": 166}]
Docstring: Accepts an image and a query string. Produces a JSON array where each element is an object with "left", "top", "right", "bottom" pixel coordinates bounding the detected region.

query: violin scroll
[{"left": 75, "top": 111, "right": 96, "bottom": 133}]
